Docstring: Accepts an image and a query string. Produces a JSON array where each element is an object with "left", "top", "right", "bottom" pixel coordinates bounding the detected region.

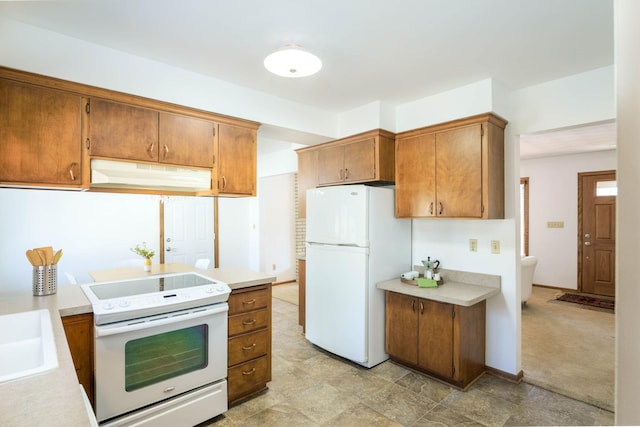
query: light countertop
[
  {"left": 377, "top": 268, "right": 501, "bottom": 306},
  {"left": 0, "top": 287, "right": 95, "bottom": 426},
  {"left": 0, "top": 265, "right": 275, "bottom": 426}
]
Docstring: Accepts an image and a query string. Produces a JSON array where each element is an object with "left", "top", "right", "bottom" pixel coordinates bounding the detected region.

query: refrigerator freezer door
[
  {"left": 305, "top": 243, "right": 369, "bottom": 364},
  {"left": 306, "top": 186, "right": 369, "bottom": 247}
]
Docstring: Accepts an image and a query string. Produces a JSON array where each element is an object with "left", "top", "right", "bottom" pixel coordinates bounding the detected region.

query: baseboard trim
[
  {"left": 273, "top": 280, "right": 296, "bottom": 286},
  {"left": 485, "top": 366, "right": 524, "bottom": 384}
]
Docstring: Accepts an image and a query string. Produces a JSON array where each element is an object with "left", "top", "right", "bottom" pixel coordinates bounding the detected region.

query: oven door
[{"left": 94, "top": 303, "right": 228, "bottom": 423}]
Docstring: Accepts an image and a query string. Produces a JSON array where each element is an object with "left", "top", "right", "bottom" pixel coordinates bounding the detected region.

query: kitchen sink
[{"left": 0, "top": 309, "right": 58, "bottom": 383}]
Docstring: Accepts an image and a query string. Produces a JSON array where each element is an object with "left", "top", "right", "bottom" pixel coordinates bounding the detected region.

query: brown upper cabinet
[
  {"left": 216, "top": 123, "right": 257, "bottom": 196},
  {"left": 295, "top": 129, "right": 395, "bottom": 218},
  {"left": 88, "top": 98, "right": 159, "bottom": 162},
  {"left": 295, "top": 148, "right": 319, "bottom": 218},
  {"left": 395, "top": 113, "right": 507, "bottom": 219},
  {"left": 317, "top": 130, "right": 395, "bottom": 186},
  {"left": 0, "top": 66, "right": 259, "bottom": 195},
  {"left": 0, "top": 78, "right": 86, "bottom": 188},
  {"left": 88, "top": 99, "right": 217, "bottom": 169}
]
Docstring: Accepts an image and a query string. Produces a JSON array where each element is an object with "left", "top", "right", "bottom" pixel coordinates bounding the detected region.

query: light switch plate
[
  {"left": 491, "top": 240, "right": 500, "bottom": 254},
  {"left": 469, "top": 239, "right": 478, "bottom": 252},
  {"left": 547, "top": 221, "right": 565, "bottom": 228}
]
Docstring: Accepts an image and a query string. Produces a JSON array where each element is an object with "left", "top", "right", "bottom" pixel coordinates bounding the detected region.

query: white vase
[{"left": 143, "top": 258, "right": 152, "bottom": 272}]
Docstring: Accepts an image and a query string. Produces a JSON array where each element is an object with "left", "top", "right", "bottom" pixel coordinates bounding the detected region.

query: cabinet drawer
[
  {"left": 228, "top": 329, "right": 269, "bottom": 366},
  {"left": 228, "top": 355, "right": 270, "bottom": 401},
  {"left": 228, "top": 309, "right": 268, "bottom": 336},
  {"left": 228, "top": 287, "right": 270, "bottom": 315}
]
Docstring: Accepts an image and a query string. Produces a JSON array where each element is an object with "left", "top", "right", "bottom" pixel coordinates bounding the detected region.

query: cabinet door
[
  {"left": 343, "top": 138, "right": 376, "bottom": 183},
  {"left": 385, "top": 292, "right": 418, "bottom": 365},
  {"left": 62, "top": 313, "right": 94, "bottom": 408},
  {"left": 159, "top": 112, "right": 215, "bottom": 168},
  {"left": 418, "top": 298, "right": 454, "bottom": 379},
  {"left": 89, "top": 98, "right": 159, "bottom": 162},
  {"left": 296, "top": 150, "right": 318, "bottom": 218},
  {"left": 395, "top": 133, "right": 436, "bottom": 217},
  {"left": 218, "top": 123, "right": 256, "bottom": 195},
  {"left": 317, "top": 144, "right": 345, "bottom": 185},
  {"left": 0, "top": 79, "right": 83, "bottom": 186},
  {"left": 435, "top": 124, "right": 483, "bottom": 217}
]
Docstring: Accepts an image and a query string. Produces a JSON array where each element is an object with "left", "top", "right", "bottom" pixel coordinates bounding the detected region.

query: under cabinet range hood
[{"left": 91, "top": 159, "right": 211, "bottom": 192}]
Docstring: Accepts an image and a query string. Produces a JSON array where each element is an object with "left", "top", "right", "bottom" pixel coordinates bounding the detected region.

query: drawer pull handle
[
  {"left": 242, "top": 319, "right": 257, "bottom": 326},
  {"left": 242, "top": 343, "right": 257, "bottom": 351},
  {"left": 242, "top": 299, "right": 256, "bottom": 306},
  {"left": 242, "top": 368, "right": 256, "bottom": 376}
]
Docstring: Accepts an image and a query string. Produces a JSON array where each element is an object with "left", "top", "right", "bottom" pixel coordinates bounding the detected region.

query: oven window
[{"left": 125, "top": 325, "right": 208, "bottom": 391}]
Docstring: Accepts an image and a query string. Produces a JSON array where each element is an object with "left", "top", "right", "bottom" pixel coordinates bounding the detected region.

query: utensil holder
[{"left": 33, "top": 265, "right": 57, "bottom": 296}]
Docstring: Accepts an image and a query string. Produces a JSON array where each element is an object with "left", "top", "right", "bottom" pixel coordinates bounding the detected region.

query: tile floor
[{"left": 204, "top": 297, "right": 614, "bottom": 426}]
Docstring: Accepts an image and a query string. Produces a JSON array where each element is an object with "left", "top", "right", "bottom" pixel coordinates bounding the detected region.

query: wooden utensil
[
  {"left": 35, "top": 246, "right": 53, "bottom": 264},
  {"left": 52, "top": 249, "right": 63, "bottom": 264},
  {"left": 26, "top": 249, "right": 41, "bottom": 266}
]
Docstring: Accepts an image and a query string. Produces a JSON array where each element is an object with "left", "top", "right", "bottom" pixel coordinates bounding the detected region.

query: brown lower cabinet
[
  {"left": 385, "top": 291, "right": 486, "bottom": 390},
  {"left": 227, "top": 284, "right": 272, "bottom": 404},
  {"left": 61, "top": 313, "right": 95, "bottom": 409}
]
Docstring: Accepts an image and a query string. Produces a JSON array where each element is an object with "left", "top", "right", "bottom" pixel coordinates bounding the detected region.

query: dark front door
[{"left": 579, "top": 171, "right": 616, "bottom": 296}]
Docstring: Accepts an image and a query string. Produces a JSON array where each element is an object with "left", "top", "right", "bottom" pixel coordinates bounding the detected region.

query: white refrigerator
[{"left": 305, "top": 185, "right": 411, "bottom": 367}]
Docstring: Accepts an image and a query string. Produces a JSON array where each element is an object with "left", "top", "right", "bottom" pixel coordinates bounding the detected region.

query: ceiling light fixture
[{"left": 264, "top": 44, "right": 322, "bottom": 78}]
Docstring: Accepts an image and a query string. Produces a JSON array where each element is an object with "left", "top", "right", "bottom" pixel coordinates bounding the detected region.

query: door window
[
  {"left": 125, "top": 325, "right": 208, "bottom": 391},
  {"left": 596, "top": 180, "right": 617, "bottom": 197}
]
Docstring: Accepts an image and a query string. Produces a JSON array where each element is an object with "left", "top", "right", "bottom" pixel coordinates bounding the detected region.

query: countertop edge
[{"left": 377, "top": 278, "right": 501, "bottom": 307}]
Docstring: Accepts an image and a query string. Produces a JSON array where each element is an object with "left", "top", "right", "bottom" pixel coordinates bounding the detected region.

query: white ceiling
[{"left": 0, "top": 0, "right": 615, "bottom": 157}]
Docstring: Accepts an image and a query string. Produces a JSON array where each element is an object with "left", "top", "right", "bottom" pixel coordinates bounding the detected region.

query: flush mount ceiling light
[{"left": 264, "top": 44, "right": 322, "bottom": 78}]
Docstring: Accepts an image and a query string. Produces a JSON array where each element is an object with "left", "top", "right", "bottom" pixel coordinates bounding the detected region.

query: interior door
[
  {"left": 579, "top": 171, "right": 616, "bottom": 296},
  {"left": 163, "top": 197, "right": 215, "bottom": 267}
]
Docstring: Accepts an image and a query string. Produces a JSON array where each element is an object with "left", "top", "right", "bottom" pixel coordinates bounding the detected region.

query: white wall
[
  {"left": 520, "top": 150, "right": 617, "bottom": 289},
  {"left": 0, "top": 189, "right": 159, "bottom": 291},
  {"left": 258, "top": 174, "right": 296, "bottom": 282},
  {"left": 217, "top": 197, "right": 258, "bottom": 271},
  {"left": 614, "top": 0, "right": 640, "bottom": 422}
]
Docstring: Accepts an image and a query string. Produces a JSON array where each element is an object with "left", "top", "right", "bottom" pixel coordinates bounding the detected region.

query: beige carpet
[
  {"left": 272, "top": 282, "right": 299, "bottom": 305},
  {"left": 522, "top": 286, "right": 615, "bottom": 411}
]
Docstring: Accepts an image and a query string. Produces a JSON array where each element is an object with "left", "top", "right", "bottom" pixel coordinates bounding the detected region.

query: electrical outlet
[
  {"left": 491, "top": 240, "right": 500, "bottom": 254},
  {"left": 469, "top": 239, "right": 478, "bottom": 252}
]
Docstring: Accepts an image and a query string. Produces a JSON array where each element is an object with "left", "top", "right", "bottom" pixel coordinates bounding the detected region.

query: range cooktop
[{"left": 81, "top": 272, "right": 231, "bottom": 325}]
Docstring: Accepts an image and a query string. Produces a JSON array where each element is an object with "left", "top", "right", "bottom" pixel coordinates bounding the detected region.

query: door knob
[
  {"left": 584, "top": 241, "right": 592, "bottom": 246},
  {"left": 166, "top": 246, "right": 173, "bottom": 252},
  {"left": 166, "top": 237, "right": 172, "bottom": 242},
  {"left": 584, "top": 233, "right": 591, "bottom": 238}
]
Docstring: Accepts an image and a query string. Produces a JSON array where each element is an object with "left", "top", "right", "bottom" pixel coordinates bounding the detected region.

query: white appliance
[
  {"left": 81, "top": 272, "right": 230, "bottom": 426},
  {"left": 305, "top": 185, "right": 411, "bottom": 367}
]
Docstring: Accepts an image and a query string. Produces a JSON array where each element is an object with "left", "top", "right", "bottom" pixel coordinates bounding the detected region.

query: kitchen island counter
[{"left": 201, "top": 266, "right": 276, "bottom": 290}]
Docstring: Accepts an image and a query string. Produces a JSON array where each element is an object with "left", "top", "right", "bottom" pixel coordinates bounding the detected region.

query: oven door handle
[{"left": 94, "top": 303, "right": 228, "bottom": 338}]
